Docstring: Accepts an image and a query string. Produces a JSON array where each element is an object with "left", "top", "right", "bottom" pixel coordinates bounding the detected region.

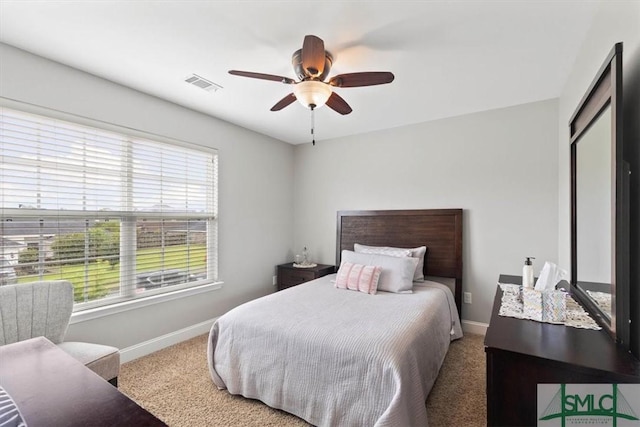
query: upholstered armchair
[{"left": 0, "top": 280, "right": 120, "bottom": 386}]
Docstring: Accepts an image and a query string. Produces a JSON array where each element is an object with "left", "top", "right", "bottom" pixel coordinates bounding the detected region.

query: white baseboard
[
  {"left": 462, "top": 320, "right": 488, "bottom": 336},
  {"left": 120, "top": 317, "right": 218, "bottom": 363}
]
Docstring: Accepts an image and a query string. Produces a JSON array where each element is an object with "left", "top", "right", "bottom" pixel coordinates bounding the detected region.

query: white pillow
[
  {"left": 341, "top": 250, "right": 418, "bottom": 293},
  {"left": 353, "top": 245, "right": 411, "bottom": 258},
  {"left": 354, "top": 243, "right": 427, "bottom": 282}
]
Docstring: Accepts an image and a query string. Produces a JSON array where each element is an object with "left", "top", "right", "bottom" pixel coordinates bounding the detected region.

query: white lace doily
[
  {"left": 498, "top": 283, "right": 601, "bottom": 330},
  {"left": 586, "top": 290, "right": 612, "bottom": 315},
  {"left": 293, "top": 263, "right": 317, "bottom": 268}
]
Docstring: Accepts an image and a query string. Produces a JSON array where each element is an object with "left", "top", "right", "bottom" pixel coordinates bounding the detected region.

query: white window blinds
[{"left": 0, "top": 106, "right": 218, "bottom": 311}]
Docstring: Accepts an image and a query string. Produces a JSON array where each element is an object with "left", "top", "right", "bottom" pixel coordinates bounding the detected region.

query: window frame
[{"left": 1, "top": 98, "right": 222, "bottom": 319}]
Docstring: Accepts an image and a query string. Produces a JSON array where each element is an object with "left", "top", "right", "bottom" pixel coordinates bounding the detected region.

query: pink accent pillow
[{"left": 335, "top": 262, "right": 382, "bottom": 295}]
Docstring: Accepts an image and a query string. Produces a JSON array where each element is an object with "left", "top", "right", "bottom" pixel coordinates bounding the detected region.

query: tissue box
[
  {"left": 522, "top": 288, "right": 566, "bottom": 323},
  {"left": 523, "top": 288, "right": 543, "bottom": 321},
  {"left": 542, "top": 290, "right": 567, "bottom": 323}
]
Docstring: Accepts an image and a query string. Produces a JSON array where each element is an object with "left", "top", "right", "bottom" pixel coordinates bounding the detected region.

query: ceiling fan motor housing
[{"left": 292, "top": 49, "right": 333, "bottom": 81}]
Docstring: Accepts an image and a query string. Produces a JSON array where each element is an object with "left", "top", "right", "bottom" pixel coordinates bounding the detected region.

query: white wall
[
  {"left": 0, "top": 43, "right": 295, "bottom": 350},
  {"left": 293, "top": 99, "right": 559, "bottom": 324},
  {"left": 557, "top": 0, "right": 640, "bottom": 271}
]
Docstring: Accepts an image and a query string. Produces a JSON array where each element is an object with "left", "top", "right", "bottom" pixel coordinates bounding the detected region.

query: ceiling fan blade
[
  {"left": 270, "top": 93, "right": 297, "bottom": 111},
  {"left": 301, "top": 35, "right": 326, "bottom": 77},
  {"left": 229, "top": 70, "right": 295, "bottom": 84},
  {"left": 328, "top": 72, "right": 395, "bottom": 88},
  {"left": 325, "top": 92, "right": 352, "bottom": 115}
]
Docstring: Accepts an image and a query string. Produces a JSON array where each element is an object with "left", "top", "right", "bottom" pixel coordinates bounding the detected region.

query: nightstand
[{"left": 276, "top": 263, "right": 335, "bottom": 291}]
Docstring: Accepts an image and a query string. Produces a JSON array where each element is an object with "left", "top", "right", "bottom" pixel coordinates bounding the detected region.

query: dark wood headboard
[{"left": 336, "top": 209, "right": 463, "bottom": 316}]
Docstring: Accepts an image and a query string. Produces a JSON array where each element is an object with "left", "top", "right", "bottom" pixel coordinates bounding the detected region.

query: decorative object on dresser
[
  {"left": 276, "top": 262, "right": 334, "bottom": 291},
  {"left": 498, "top": 282, "right": 597, "bottom": 329},
  {"left": 485, "top": 275, "right": 640, "bottom": 427}
]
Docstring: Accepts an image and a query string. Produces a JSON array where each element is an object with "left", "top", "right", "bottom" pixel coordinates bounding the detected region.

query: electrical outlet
[
  {"left": 272, "top": 275, "right": 277, "bottom": 286},
  {"left": 464, "top": 292, "right": 472, "bottom": 304}
]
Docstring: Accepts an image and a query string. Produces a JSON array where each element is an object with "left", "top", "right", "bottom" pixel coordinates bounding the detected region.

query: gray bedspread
[{"left": 207, "top": 274, "right": 463, "bottom": 427}]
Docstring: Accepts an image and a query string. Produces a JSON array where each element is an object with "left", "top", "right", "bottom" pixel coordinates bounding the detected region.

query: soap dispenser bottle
[{"left": 522, "top": 257, "right": 535, "bottom": 288}]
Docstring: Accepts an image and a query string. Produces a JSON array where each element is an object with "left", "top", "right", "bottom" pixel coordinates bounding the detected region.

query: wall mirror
[{"left": 570, "top": 42, "right": 630, "bottom": 346}]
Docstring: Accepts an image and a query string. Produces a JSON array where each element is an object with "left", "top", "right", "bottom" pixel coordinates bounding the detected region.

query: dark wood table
[
  {"left": 276, "top": 262, "right": 335, "bottom": 291},
  {"left": 0, "top": 337, "right": 166, "bottom": 427},
  {"left": 484, "top": 275, "right": 640, "bottom": 426}
]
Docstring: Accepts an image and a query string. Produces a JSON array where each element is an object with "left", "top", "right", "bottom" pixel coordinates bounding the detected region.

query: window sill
[{"left": 69, "top": 281, "right": 224, "bottom": 325}]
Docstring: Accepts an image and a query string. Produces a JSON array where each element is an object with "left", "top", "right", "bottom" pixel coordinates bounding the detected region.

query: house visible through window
[{"left": 0, "top": 106, "right": 218, "bottom": 311}]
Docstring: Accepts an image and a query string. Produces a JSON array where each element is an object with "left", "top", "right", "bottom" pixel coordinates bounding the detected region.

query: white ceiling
[{"left": 0, "top": 1, "right": 599, "bottom": 145}]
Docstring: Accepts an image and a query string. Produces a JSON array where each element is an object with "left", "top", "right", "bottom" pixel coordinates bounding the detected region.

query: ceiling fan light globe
[{"left": 293, "top": 81, "right": 332, "bottom": 109}]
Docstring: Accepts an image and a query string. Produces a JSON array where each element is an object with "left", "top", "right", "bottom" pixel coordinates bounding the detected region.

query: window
[{"left": 0, "top": 105, "right": 218, "bottom": 311}]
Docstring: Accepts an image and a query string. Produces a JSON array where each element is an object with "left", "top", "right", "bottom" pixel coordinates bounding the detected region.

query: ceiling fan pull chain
[{"left": 311, "top": 106, "right": 316, "bottom": 145}]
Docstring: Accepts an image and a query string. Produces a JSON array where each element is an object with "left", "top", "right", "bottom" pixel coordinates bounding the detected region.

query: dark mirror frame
[{"left": 570, "top": 42, "right": 630, "bottom": 347}]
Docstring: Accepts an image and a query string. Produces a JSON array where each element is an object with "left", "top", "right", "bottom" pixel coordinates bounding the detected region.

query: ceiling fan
[{"left": 229, "top": 35, "right": 395, "bottom": 116}]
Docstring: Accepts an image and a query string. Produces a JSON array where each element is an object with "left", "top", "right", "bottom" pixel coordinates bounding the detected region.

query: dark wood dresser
[
  {"left": 276, "top": 262, "right": 335, "bottom": 291},
  {"left": 484, "top": 274, "right": 640, "bottom": 427},
  {"left": 0, "top": 337, "right": 165, "bottom": 426}
]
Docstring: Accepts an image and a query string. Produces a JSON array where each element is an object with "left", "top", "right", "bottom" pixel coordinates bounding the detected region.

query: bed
[{"left": 208, "top": 209, "right": 463, "bottom": 426}]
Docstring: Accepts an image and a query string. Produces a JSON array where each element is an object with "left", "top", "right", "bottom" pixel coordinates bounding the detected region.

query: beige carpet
[{"left": 119, "top": 333, "right": 486, "bottom": 426}]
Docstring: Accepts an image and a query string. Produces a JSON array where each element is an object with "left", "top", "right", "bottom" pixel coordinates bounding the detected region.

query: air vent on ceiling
[{"left": 184, "top": 74, "right": 223, "bottom": 92}]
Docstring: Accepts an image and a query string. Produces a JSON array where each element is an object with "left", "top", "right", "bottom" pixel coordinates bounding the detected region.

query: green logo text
[{"left": 540, "top": 384, "right": 639, "bottom": 427}]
